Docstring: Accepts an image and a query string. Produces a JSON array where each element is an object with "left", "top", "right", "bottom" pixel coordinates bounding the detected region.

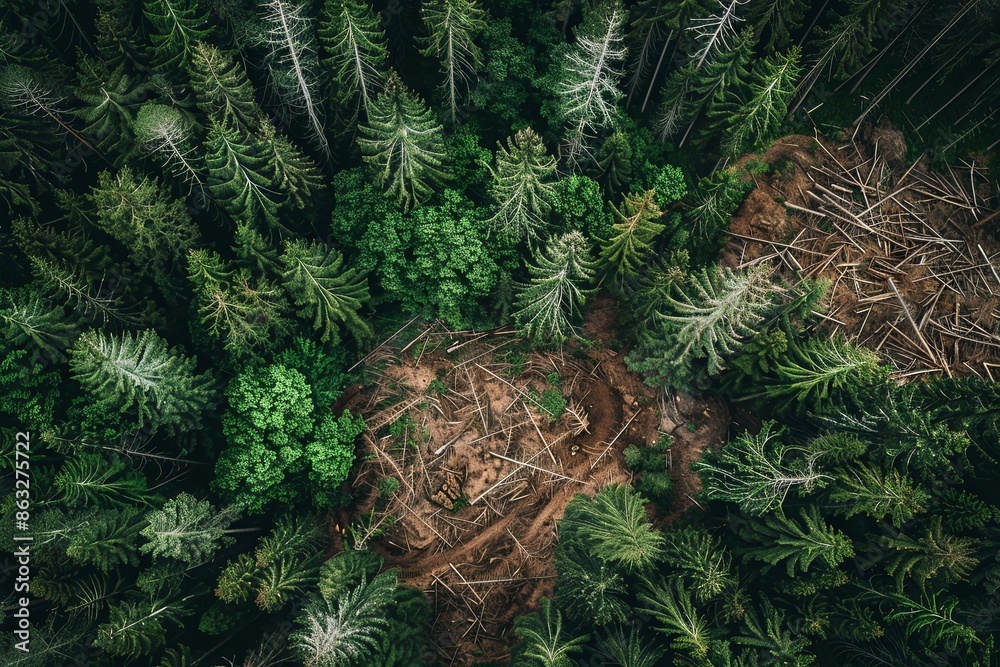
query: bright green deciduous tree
[
  {"left": 486, "top": 128, "right": 558, "bottom": 241},
  {"left": 306, "top": 411, "right": 367, "bottom": 508},
  {"left": 418, "top": 0, "right": 487, "bottom": 123},
  {"left": 69, "top": 329, "right": 214, "bottom": 434},
  {"left": 319, "top": 0, "right": 388, "bottom": 117},
  {"left": 357, "top": 72, "right": 449, "bottom": 211},
  {"left": 598, "top": 188, "right": 664, "bottom": 285},
  {"left": 279, "top": 238, "right": 372, "bottom": 344},
  {"left": 514, "top": 231, "right": 596, "bottom": 345}
]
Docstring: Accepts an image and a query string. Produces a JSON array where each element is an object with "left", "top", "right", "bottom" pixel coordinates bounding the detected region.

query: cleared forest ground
[{"left": 340, "top": 297, "right": 726, "bottom": 663}]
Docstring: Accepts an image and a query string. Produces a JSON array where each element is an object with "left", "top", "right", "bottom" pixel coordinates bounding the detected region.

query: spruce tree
[
  {"left": 486, "top": 128, "right": 558, "bottom": 241},
  {"left": 638, "top": 579, "right": 715, "bottom": 660},
  {"left": 261, "top": 0, "right": 329, "bottom": 156},
  {"left": 69, "top": 329, "right": 215, "bottom": 433},
  {"left": 513, "top": 231, "right": 596, "bottom": 345},
  {"left": 140, "top": 493, "right": 244, "bottom": 565},
  {"left": 357, "top": 72, "right": 449, "bottom": 211},
  {"left": 278, "top": 238, "right": 372, "bottom": 344},
  {"left": 318, "top": 0, "right": 388, "bottom": 117},
  {"left": 598, "top": 188, "right": 664, "bottom": 286},
  {"left": 87, "top": 166, "right": 201, "bottom": 291},
  {"left": 721, "top": 47, "right": 802, "bottom": 156},
  {"left": 880, "top": 517, "right": 981, "bottom": 589},
  {"left": 739, "top": 505, "right": 855, "bottom": 575},
  {"left": 143, "top": 0, "right": 212, "bottom": 70},
  {"left": 204, "top": 120, "right": 281, "bottom": 229},
  {"left": 290, "top": 572, "right": 396, "bottom": 667},
  {"left": 557, "top": 0, "right": 628, "bottom": 170},
  {"left": 418, "top": 0, "right": 487, "bottom": 123},
  {"left": 260, "top": 122, "right": 325, "bottom": 210},
  {"left": 627, "top": 264, "right": 777, "bottom": 389},
  {"left": 512, "top": 597, "right": 589, "bottom": 667},
  {"left": 187, "top": 42, "right": 263, "bottom": 131},
  {"left": 1, "top": 286, "right": 80, "bottom": 361},
  {"left": 73, "top": 56, "right": 147, "bottom": 164},
  {"left": 134, "top": 103, "right": 206, "bottom": 191},
  {"left": 828, "top": 462, "right": 928, "bottom": 527}
]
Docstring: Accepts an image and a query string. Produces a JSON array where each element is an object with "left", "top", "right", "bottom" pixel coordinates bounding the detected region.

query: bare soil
[{"left": 341, "top": 297, "right": 719, "bottom": 665}]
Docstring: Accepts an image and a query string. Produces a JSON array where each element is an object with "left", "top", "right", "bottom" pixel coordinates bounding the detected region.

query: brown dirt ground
[{"left": 339, "top": 295, "right": 730, "bottom": 665}]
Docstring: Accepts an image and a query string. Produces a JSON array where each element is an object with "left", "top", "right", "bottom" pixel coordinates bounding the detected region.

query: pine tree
[
  {"left": 828, "top": 462, "right": 928, "bottom": 527},
  {"left": 73, "top": 56, "right": 148, "bottom": 164},
  {"left": 30, "top": 256, "right": 141, "bottom": 328},
  {"left": 0, "top": 286, "right": 79, "bottom": 361},
  {"left": 69, "top": 329, "right": 214, "bottom": 433},
  {"left": 187, "top": 42, "right": 263, "bottom": 131},
  {"left": 688, "top": 0, "right": 748, "bottom": 69},
  {"left": 261, "top": 0, "right": 329, "bottom": 156},
  {"left": 143, "top": 0, "right": 213, "bottom": 70},
  {"left": 765, "top": 335, "right": 890, "bottom": 416},
  {"left": 692, "top": 421, "right": 827, "bottom": 515},
  {"left": 95, "top": 596, "right": 192, "bottom": 657},
  {"left": 418, "top": 0, "right": 487, "bottom": 123},
  {"left": 486, "top": 128, "right": 558, "bottom": 241},
  {"left": 512, "top": 597, "right": 589, "bottom": 667},
  {"left": 682, "top": 27, "right": 754, "bottom": 148},
  {"left": 598, "top": 189, "right": 665, "bottom": 286},
  {"left": 66, "top": 506, "right": 144, "bottom": 572},
  {"left": 88, "top": 166, "right": 201, "bottom": 291},
  {"left": 662, "top": 526, "right": 735, "bottom": 602},
  {"left": 598, "top": 626, "right": 665, "bottom": 667},
  {"left": 554, "top": 545, "right": 630, "bottom": 626},
  {"left": 204, "top": 120, "right": 281, "bottom": 228},
  {"left": 638, "top": 579, "right": 715, "bottom": 660},
  {"left": 260, "top": 122, "right": 325, "bottom": 210},
  {"left": 881, "top": 517, "right": 980, "bottom": 589},
  {"left": 721, "top": 47, "right": 801, "bottom": 155},
  {"left": 140, "top": 493, "right": 245, "bottom": 565},
  {"left": 627, "top": 264, "right": 777, "bottom": 389},
  {"left": 735, "top": 599, "right": 815, "bottom": 666},
  {"left": 513, "top": 231, "right": 596, "bottom": 345},
  {"left": 53, "top": 452, "right": 153, "bottom": 507},
  {"left": 134, "top": 103, "right": 206, "bottom": 191},
  {"left": 739, "top": 505, "right": 855, "bottom": 576},
  {"left": 559, "top": 484, "right": 664, "bottom": 573},
  {"left": 557, "top": 1, "right": 628, "bottom": 170},
  {"left": 592, "top": 131, "right": 633, "bottom": 194},
  {"left": 290, "top": 572, "right": 396, "bottom": 667},
  {"left": 279, "top": 238, "right": 372, "bottom": 344},
  {"left": 882, "top": 589, "right": 981, "bottom": 650},
  {"left": 318, "top": 0, "right": 388, "bottom": 117},
  {"left": 357, "top": 72, "right": 449, "bottom": 211}
]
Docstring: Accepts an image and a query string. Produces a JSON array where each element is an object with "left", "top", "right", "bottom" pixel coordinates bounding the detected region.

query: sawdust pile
[{"left": 723, "top": 127, "right": 999, "bottom": 379}]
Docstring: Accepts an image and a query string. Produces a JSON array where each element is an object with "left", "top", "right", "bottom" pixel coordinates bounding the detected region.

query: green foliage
[
  {"left": 307, "top": 410, "right": 366, "bottom": 508},
  {"left": 879, "top": 517, "right": 980, "bottom": 589},
  {"left": 69, "top": 329, "right": 214, "bottom": 434},
  {"left": 622, "top": 436, "right": 673, "bottom": 503},
  {"left": 358, "top": 72, "right": 449, "bottom": 211},
  {"left": 0, "top": 342, "right": 60, "bottom": 430},
  {"left": 143, "top": 0, "right": 212, "bottom": 69},
  {"left": 827, "top": 461, "right": 928, "bottom": 527},
  {"left": 469, "top": 17, "right": 537, "bottom": 125},
  {"left": 554, "top": 545, "right": 629, "bottom": 627},
  {"left": 638, "top": 579, "right": 716, "bottom": 660},
  {"left": 739, "top": 506, "right": 855, "bottom": 576},
  {"left": 418, "top": 0, "right": 487, "bottom": 123},
  {"left": 550, "top": 174, "right": 613, "bottom": 242},
  {"left": 514, "top": 231, "right": 596, "bottom": 345},
  {"left": 693, "top": 421, "right": 827, "bottom": 515},
  {"left": 279, "top": 238, "right": 372, "bottom": 344},
  {"left": 204, "top": 120, "right": 281, "bottom": 229},
  {"left": 560, "top": 485, "right": 663, "bottom": 573},
  {"left": 598, "top": 188, "right": 665, "bottom": 286},
  {"left": 487, "top": 128, "right": 558, "bottom": 241},
  {"left": 291, "top": 571, "right": 397, "bottom": 666},
  {"left": 626, "top": 265, "right": 779, "bottom": 391},
  {"left": 722, "top": 47, "right": 802, "bottom": 156},
  {"left": 512, "top": 597, "right": 589, "bottom": 667},
  {"left": 187, "top": 42, "right": 263, "bottom": 131},
  {"left": 661, "top": 527, "right": 735, "bottom": 602},
  {"left": 73, "top": 56, "right": 147, "bottom": 164},
  {"left": 318, "top": 0, "right": 388, "bottom": 117},
  {"left": 535, "top": 388, "right": 566, "bottom": 421},
  {"left": 140, "top": 493, "right": 242, "bottom": 565}
]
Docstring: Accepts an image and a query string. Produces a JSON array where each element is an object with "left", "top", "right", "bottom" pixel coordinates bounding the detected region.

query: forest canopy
[{"left": 1, "top": 0, "right": 999, "bottom": 665}]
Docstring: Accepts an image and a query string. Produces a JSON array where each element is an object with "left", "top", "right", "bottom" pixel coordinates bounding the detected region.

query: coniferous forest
[{"left": 2, "top": 0, "right": 1000, "bottom": 665}]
